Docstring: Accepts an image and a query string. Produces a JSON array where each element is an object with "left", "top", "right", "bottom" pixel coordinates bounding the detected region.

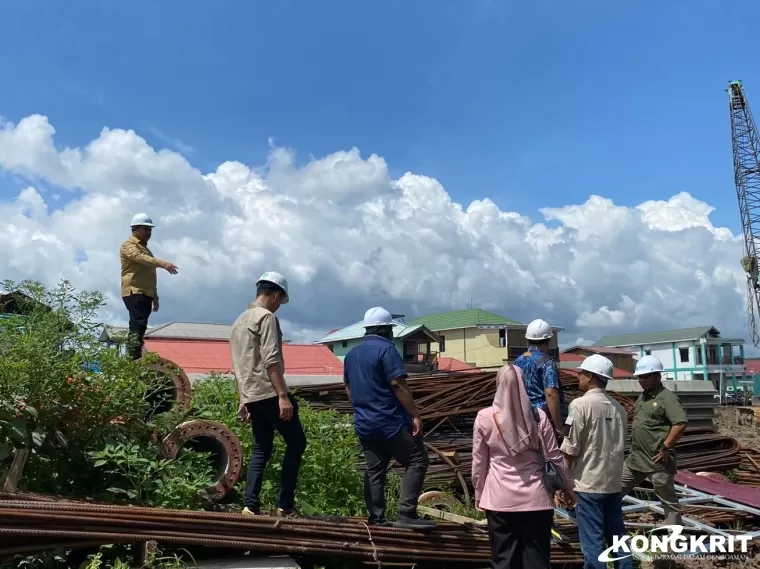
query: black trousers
[
  {"left": 359, "top": 428, "right": 428, "bottom": 523},
  {"left": 486, "top": 509, "right": 553, "bottom": 569},
  {"left": 244, "top": 395, "right": 307, "bottom": 512},
  {"left": 123, "top": 293, "right": 153, "bottom": 360}
]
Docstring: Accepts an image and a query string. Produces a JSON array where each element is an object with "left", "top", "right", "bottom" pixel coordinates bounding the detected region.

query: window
[
  {"left": 341, "top": 340, "right": 348, "bottom": 348},
  {"left": 679, "top": 347, "right": 689, "bottom": 363},
  {"left": 644, "top": 350, "right": 652, "bottom": 356},
  {"left": 439, "top": 335, "right": 446, "bottom": 353},
  {"left": 498, "top": 328, "right": 506, "bottom": 348}
]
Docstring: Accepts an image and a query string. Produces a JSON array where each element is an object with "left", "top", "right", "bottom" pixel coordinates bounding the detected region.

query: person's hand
[
  {"left": 279, "top": 394, "right": 294, "bottom": 421},
  {"left": 563, "top": 489, "right": 577, "bottom": 508},
  {"left": 164, "top": 262, "right": 179, "bottom": 275},
  {"left": 475, "top": 501, "right": 485, "bottom": 512},
  {"left": 412, "top": 416, "right": 423, "bottom": 437},
  {"left": 654, "top": 448, "right": 671, "bottom": 464},
  {"left": 152, "top": 298, "right": 159, "bottom": 313},
  {"left": 237, "top": 403, "right": 250, "bottom": 423}
]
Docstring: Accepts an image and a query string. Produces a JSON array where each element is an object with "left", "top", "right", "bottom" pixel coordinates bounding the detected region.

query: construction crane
[{"left": 728, "top": 80, "right": 760, "bottom": 347}]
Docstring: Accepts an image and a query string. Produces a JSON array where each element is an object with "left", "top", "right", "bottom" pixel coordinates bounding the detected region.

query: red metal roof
[
  {"left": 144, "top": 339, "right": 343, "bottom": 376},
  {"left": 559, "top": 356, "right": 632, "bottom": 379},
  {"left": 744, "top": 359, "right": 760, "bottom": 374},
  {"left": 676, "top": 470, "right": 760, "bottom": 509},
  {"left": 436, "top": 357, "right": 479, "bottom": 373}
]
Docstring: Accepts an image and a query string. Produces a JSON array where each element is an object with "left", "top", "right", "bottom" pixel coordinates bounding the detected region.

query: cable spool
[
  {"left": 143, "top": 357, "right": 193, "bottom": 416},
  {"left": 160, "top": 420, "right": 243, "bottom": 501}
]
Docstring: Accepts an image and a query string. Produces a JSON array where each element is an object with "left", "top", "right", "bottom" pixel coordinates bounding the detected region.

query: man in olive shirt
[
  {"left": 621, "top": 355, "right": 688, "bottom": 526},
  {"left": 120, "top": 213, "right": 178, "bottom": 360},
  {"left": 231, "top": 271, "right": 306, "bottom": 518}
]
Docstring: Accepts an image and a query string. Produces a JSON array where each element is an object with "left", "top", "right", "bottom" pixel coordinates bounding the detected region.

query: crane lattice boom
[{"left": 728, "top": 80, "right": 760, "bottom": 347}]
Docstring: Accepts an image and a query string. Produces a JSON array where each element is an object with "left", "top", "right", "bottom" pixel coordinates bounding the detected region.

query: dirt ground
[{"left": 714, "top": 406, "right": 760, "bottom": 449}]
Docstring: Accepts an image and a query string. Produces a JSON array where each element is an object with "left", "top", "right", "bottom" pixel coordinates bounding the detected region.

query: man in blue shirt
[
  {"left": 344, "top": 307, "right": 435, "bottom": 530},
  {"left": 513, "top": 318, "right": 565, "bottom": 442}
]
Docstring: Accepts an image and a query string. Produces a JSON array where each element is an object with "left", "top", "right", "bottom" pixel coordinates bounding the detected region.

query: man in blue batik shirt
[{"left": 514, "top": 318, "right": 565, "bottom": 443}]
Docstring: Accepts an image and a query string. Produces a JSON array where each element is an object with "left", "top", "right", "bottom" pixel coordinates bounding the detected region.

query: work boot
[
  {"left": 241, "top": 507, "right": 261, "bottom": 517},
  {"left": 367, "top": 518, "right": 391, "bottom": 527},
  {"left": 274, "top": 507, "right": 299, "bottom": 519},
  {"left": 394, "top": 513, "right": 436, "bottom": 531}
]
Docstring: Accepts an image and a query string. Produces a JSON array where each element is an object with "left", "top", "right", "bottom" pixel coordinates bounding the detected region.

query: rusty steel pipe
[{"left": 160, "top": 419, "right": 243, "bottom": 501}]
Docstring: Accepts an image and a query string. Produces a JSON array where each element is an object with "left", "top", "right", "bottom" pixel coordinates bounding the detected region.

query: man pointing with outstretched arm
[{"left": 120, "top": 213, "right": 179, "bottom": 360}]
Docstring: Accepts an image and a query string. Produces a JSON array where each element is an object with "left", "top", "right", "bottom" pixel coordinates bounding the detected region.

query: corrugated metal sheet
[
  {"left": 676, "top": 470, "right": 760, "bottom": 509},
  {"left": 407, "top": 309, "right": 522, "bottom": 330},
  {"left": 316, "top": 321, "right": 434, "bottom": 344},
  {"left": 144, "top": 339, "right": 343, "bottom": 376},
  {"left": 146, "top": 322, "right": 234, "bottom": 340},
  {"left": 596, "top": 326, "right": 719, "bottom": 347}
]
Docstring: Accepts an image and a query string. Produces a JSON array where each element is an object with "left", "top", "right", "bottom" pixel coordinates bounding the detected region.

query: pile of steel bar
[
  {"left": 295, "top": 369, "right": 744, "bottom": 488},
  {"left": 736, "top": 448, "right": 760, "bottom": 487},
  {"left": 0, "top": 499, "right": 586, "bottom": 566}
]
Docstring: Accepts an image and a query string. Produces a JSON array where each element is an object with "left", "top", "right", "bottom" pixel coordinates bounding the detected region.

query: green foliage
[
  {"left": 0, "top": 280, "right": 186, "bottom": 500},
  {"left": 192, "top": 375, "right": 389, "bottom": 517},
  {"left": 89, "top": 443, "right": 214, "bottom": 509}
]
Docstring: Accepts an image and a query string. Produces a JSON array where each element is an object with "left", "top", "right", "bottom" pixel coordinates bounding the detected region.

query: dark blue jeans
[
  {"left": 575, "top": 492, "right": 633, "bottom": 569},
  {"left": 244, "top": 394, "right": 307, "bottom": 512}
]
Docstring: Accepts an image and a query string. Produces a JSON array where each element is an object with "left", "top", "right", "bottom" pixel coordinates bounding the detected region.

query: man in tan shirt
[
  {"left": 230, "top": 271, "right": 306, "bottom": 518},
  {"left": 120, "top": 213, "right": 178, "bottom": 360},
  {"left": 560, "top": 354, "right": 632, "bottom": 569}
]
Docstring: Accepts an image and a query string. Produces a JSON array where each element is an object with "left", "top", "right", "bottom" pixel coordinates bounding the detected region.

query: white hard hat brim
[
  {"left": 132, "top": 222, "right": 155, "bottom": 227},
  {"left": 257, "top": 279, "right": 289, "bottom": 303}
]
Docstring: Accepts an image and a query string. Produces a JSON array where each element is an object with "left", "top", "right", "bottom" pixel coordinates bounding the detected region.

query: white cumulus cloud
[{"left": 0, "top": 113, "right": 752, "bottom": 348}]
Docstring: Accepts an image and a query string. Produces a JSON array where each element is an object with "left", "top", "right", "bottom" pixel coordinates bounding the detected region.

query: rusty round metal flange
[
  {"left": 144, "top": 356, "right": 193, "bottom": 415},
  {"left": 160, "top": 420, "right": 243, "bottom": 501}
]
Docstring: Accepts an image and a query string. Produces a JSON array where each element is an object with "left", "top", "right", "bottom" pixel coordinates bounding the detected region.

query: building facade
[
  {"left": 408, "top": 309, "right": 563, "bottom": 369},
  {"left": 315, "top": 315, "right": 441, "bottom": 374},
  {"left": 595, "top": 326, "right": 746, "bottom": 391}
]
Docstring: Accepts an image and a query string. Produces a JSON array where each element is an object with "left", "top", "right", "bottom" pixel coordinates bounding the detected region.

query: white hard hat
[
  {"left": 363, "top": 307, "right": 394, "bottom": 328},
  {"left": 130, "top": 213, "right": 155, "bottom": 227},
  {"left": 525, "top": 318, "right": 553, "bottom": 341},
  {"left": 256, "top": 271, "right": 289, "bottom": 303},
  {"left": 579, "top": 354, "right": 614, "bottom": 381},
  {"left": 634, "top": 355, "right": 664, "bottom": 376}
]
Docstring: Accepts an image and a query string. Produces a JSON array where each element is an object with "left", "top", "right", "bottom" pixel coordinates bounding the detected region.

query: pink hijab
[{"left": 492, "top": 364, "right": 538, "bottom": 455}]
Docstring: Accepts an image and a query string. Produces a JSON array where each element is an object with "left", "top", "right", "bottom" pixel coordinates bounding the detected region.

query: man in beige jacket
[{"left": 230, "top": 271, "right": 306, "bottom": 518}]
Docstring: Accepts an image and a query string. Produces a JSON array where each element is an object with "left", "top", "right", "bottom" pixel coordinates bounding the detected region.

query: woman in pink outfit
[{"left": 472, "top": 364, "right": 575, "bottom": 569}]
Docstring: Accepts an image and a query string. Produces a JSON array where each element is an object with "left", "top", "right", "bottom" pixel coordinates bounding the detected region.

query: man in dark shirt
[
  {"left": 343, "top": 307, "right": 435, "bottom": 530},
  {"left": 622, "top": 355, "right": 687, "bottom": 526}
]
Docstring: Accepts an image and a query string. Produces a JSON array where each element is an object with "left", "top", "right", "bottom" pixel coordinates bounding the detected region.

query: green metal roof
[
  {"left": 407, "top": 309, "right": 522, "bottom": 331},
  {"left": 595, "top": 326, "right": 720, "bottom": 347}
]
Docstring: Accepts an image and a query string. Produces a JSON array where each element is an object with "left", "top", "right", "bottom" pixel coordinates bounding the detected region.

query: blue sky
[{"left": 1, "top": 0, "right": 759, "bottom": 229}]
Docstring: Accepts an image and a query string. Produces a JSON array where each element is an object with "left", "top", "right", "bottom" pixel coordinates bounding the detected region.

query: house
[
  {"left": 562, "top": 345, "right": 636, "bottom": 373},
  {"left": 407, "top": 309, "right": 564, "bottom": 369},
  {"left": 100, "top": 321, "right": 343, "bottom": 386},
  {"left": 595, "top": 326, "right": 746, "bottom": 389},
  {"left": 559, "top": 352, "right": 632, "bottom": 378},
  {"left": 315, "top": 315, "right": 442, "bottom": 374}
]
